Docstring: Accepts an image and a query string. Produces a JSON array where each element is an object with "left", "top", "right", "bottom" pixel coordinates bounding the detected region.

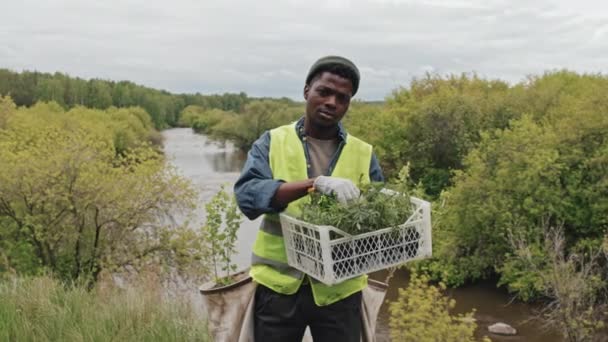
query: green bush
[
  {"left": 0, "top": 98, "right": 201, "bottom": 285},
  {"left": 178, "top": 105, "right": 229, "bottom": 134},
  {"left": 348, "top": 74, "right": 516, "bottom": 197},
  {"left": 424, "top": 72, "right": 608, "bottom": 296},
  {"left": 208, "top": 100, "right": 301, "bottom": 151},
  {"left": 498, "top": 247, "right": 547, "bottom": 301},
  {"left": 388, "top": 273, "right": 490, "bottom": 342}
]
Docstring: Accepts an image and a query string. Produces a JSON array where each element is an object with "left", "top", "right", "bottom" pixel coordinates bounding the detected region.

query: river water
[{"left": 162, "top": 128, "right": 564, "bottom": 342}]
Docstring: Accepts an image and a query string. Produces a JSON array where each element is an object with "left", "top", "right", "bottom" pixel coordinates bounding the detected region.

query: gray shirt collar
[{"left": 295, "top": 116, "right": 348, "bottom": 142}]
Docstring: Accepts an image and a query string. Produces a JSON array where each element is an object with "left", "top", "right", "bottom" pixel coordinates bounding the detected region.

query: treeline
[{"left": 0, "top": 68, "right": 252, "bottom": 128}]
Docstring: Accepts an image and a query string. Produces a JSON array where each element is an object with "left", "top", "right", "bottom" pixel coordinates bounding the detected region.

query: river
[{"left": 162, "top": 127, "right": 564, "bottom": 342}]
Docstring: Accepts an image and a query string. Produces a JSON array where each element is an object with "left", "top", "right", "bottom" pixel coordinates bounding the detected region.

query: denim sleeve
[
  {"left": 370, "top": 152, "right": 385, "bottom": 183},
  {"left": 233, "top": 131, "right": 286, "bottom": 220}
]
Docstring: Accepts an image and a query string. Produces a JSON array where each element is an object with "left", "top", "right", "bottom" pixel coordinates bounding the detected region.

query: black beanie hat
[{"left": 305, "top": 56, "right": 360, "bottom": 96}]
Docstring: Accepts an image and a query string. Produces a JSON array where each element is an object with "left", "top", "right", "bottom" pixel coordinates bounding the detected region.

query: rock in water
[{"left": 488, "top": 322, "right": 517, "bottom": 335}]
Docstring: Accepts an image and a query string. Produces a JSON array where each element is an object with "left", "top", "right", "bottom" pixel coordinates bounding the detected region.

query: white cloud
[{"left": 1, "top": 0, "right": 607, "bottom": 100}]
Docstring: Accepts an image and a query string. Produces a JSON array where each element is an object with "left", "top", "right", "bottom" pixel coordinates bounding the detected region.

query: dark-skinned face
[{"left": 303, "top": 71, "right": 353, "bottom": 129}]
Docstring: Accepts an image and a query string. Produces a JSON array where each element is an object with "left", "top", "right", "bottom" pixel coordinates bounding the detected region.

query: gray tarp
[{"left": 201, "top": 272, "right": 388, "bottom": 342}]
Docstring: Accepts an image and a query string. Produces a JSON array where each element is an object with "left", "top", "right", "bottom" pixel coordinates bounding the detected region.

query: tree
[
  {"left": 63, "top": 77, "right": 88, "bottom": 106},
  {"left": 112, "top": 81, "right": 134, "bottom": 107},
  {"left": 423, "top": 78, "right": 608, "bottom": 292},
  {"left": 209, "top": 100, "right": 301, "bottom": 151},
  {"left": 35, "top": 77, "right": 65, "bottom": 107},
  {"left": 10, "top": 71, "right": 38, "bottom": 106},
  {"left": 374, "top": 74, "right": 515, "bottom": 196},
  {"left": 0, "top": 102, "right": 200, "bottom": 285},
  {"left": 87, "top": 79, "right": 113, "bottom": 109}
]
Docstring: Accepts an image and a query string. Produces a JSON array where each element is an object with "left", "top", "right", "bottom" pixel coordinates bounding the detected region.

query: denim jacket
[{"left": 234, "top": 117, "right": 384, "bottom": 220}]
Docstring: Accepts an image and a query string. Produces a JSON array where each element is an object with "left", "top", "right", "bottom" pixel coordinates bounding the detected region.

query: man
[{"left": 234, "top": 56, "right": 384, "bottom": 342}]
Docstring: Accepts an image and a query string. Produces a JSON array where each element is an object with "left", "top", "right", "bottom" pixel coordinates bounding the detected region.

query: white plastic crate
[{"left": 280, "top": 196, "right": 432, "bottom": 285}]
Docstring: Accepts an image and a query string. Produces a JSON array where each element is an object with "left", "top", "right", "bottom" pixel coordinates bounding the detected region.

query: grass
[{"left": 0, "top": 275, "right": 209, "bottom": 342}]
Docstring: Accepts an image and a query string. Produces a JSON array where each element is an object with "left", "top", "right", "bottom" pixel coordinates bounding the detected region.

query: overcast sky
[{"left": 1, "top": 0, "right": 607, "bottom": 100}]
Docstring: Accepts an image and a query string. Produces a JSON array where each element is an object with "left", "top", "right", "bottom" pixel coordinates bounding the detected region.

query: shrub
[
  {"left": 507, "top": 227, "right": 607, "bottom": 341},
  {"left": 0, "top": 99, "right": 201, "bottom": 285},
  {"left": 388, "top": 272, "right": 490, "bottom": 342}
]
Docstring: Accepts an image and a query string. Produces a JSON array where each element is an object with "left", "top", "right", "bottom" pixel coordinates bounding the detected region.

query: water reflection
[
  {"left": 370, "top": 270, "right": 564, "bottom": 342},
  {"left": 204, "top": 148, "right": 247, "bottom": 173}
]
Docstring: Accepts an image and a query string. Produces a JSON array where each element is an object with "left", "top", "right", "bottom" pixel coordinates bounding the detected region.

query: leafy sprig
[
  {"left": 201, "top": 186, "right": 241, "bottom": 285},
  {"left": 300, "top": 167, "right": 415, "bottom": 235}
]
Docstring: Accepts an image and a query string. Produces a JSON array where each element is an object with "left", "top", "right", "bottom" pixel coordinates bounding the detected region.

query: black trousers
[{"left": 254, "top": 283, "right": 362, "bottom": 342}]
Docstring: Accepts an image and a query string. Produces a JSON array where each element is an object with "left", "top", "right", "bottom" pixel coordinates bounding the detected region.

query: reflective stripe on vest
[{"left": 250, "top": 122, "right": 373, "bottom": 306}]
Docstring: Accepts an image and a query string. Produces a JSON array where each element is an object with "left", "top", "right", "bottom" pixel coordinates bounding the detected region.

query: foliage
[
  {"left": 0, "top": 98, "right": 202, "bottom": 285},
  {"left": 345, "top": 73, "right": 516, "bottom": 197},
  {"left": 0, "top": 275, "right": 209, "bottom": 341},
  {"left": 341, "top": 100, "right": 383, "bottom": 141},
  {"left": 423, "top": 73, "right": 608, "bottom": 290},
  {"left": 300, "top": 184, "right": 410, "bottom": 235},
  {"left": 178, "top": 105, "right": 232, "bottom": 134},
  {"left": 206, "top": 100, "right": 302, "bottom": 151},
  {"left": 507, "top": 227, "right": 607, "bottom": 341},
  {"left": 388, "top": 272, "right": 490, "bottom": 342},
  {"left": 0, "top": 95, "right": 15, "bottom": 129},
  {"left": 300, "top": 167, "right": 414, "bottom": 235},
  {"left": 201, "top": 186, "right": 242, "bottom": 285},
  {"left": 497, "top": 240, "right": 547, "bottom": 301}
]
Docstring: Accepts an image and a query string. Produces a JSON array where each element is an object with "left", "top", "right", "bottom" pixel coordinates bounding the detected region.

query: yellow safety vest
[{"left": 250, "top": 122, "right": 373, "bottom": 306}]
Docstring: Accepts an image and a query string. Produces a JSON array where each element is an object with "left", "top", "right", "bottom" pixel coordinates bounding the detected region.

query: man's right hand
[{"left": 313, "top": 176, "right": 360, "bottom": 204}]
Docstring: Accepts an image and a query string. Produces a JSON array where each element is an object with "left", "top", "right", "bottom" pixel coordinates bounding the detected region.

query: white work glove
[{"left": 313, "top": 176, "right": 360, "bottom": 204}]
